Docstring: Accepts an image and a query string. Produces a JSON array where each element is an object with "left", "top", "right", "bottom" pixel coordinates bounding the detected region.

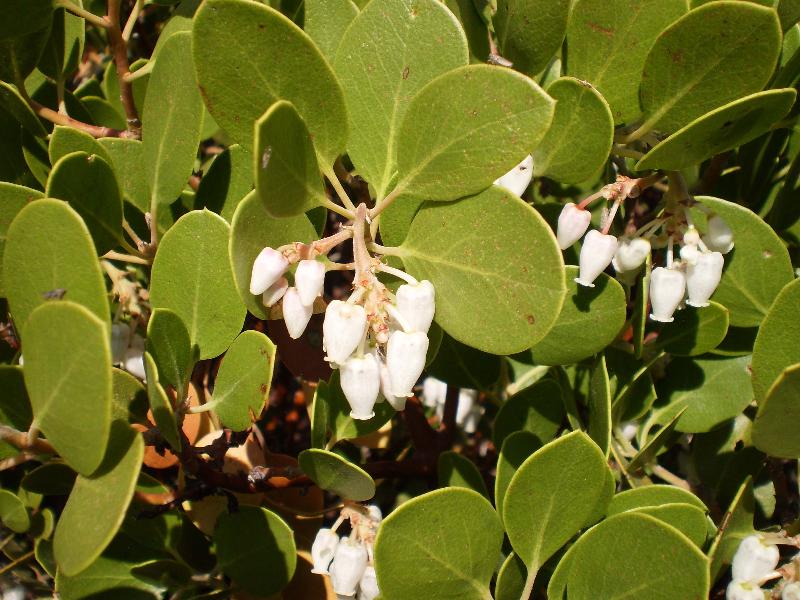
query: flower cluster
[
  {"left": 311, "top": 505, "right": 382, "bottom": 599},
  {"left": 422, "top": 377, "right": 483, "bottom": 434},
  {"left": 556, "top": 175, "right": 734, "bottom": 323},
  {"left": 726, "top": 534, "right": 800, "bottom": 599}
]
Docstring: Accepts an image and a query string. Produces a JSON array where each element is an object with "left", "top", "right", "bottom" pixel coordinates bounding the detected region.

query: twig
[
  {"left": 122, "top": 0, "right": 143, "bottom": 41},
  {"left": 102, "top": 250, "right": 151, "bottom": 265},
  {"left": 56, "top": 0, "right": 109, "bottom": 28},
  {"left": 0, "top": 425, "right": 55, "bottom": 455},
  {"left": 438, "top": 385, "right": 460, "bottom": 450},
  {"left": 0, "top": 550, "right": 35, "bottom": 576},
  {"left": 107, "top": 0, "right": 142, "bottom": 137},
  {"left": 28, "top": 97, "right": 128, "bottom": 138}
]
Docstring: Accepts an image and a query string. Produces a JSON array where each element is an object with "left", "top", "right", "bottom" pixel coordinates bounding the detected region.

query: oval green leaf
[
  {"left": 494, "top": 0, "right": 570, "bottom": 76},
  {"left": 752, "top": 363, "right": 800, "bottom": 458},
  {"left": 607, "top": 484, "right": 708, "bottom": 515},
  {"left": 146, "top": 308, "right": 195, "bottom": 401},
  {"left": 437, "top": 450, "right": 489, "bottom": 498},
  {"left": 493, "top": 379, "right": 563, "bottom": 448},
  {"left": 194, "top": 144, "right": 253, "bottom": 221},
  {"left": 298, "top": 448, "right": 375, "bottom": 500},
  {"left": 305, "top": 0, "right": 358, "bottom": 63},
  {"left": 0, "top": 182, "right": 44, "bottom": 296},
  {"left": 0, "top": 489, "right": 30, "bottom": 533},
  {"left": 99, "top": 138, "right": 149, "bottom": 213},
  {"left": 494, "top": 430, "right": 540, "bottom": 524},
  {"left": 495, "top": 552, "right": 527, "bottom": 600},
  {"left": 587, "top": 354, "right": 611, "bottom": 457},
  {"left": 708, "top": 477, "right": 755, "bottom": 583},
  {"left": 143, "top": 351, "right": 181, "bottom": 451},
  {"left": 625, "top": 503, "right": 709, "bottom": 548},
  {"left": 48, "top": 125, "right": 111, "bottom": 166},
  {"left": 21, "top": 462, "right": 77, "bottom": 496},
  {"left": 325, "top": 370, "right": 395, "bottom": 442},
  {"left": 653, "top": 301, "right": 729, "bottom": 357}
]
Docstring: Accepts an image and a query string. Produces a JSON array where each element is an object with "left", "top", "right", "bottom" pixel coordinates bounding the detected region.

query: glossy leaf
[
  {"left": 653, "top": 301, "right": 729, "bottom": 357},
  {"left": 99, "top": 138, "right": 149, "bottom": 213},
  {"left": 23, "top": 301, "right": 111, "bottom": 476},
  {"left": 494, "top": 430, "right": 540, "bottom": 524},
  {"left": 492, "top": 379, "right": 563, "bottom": 448},
  {"left": 398, "top": 187, "right": 566, "bottom": 354},
  {"left": 48, "top": 126, "right": 111, "bottom": 165},
  {"left": 437, "top": 450, "right": 489, "bottom": 497},
  {"left": 636, "top": 89, "right": 797, "bottom": 171},
  {"left": 150, "top": 210, "right": 246, "bottom": 359},
  {"left": 143, "top": 352, "right": 181, "bottom": 451},
  {"left": 205, "top": 330, "right": 275, "bottom": 431},
  {"left": 214, "top": 506, "right": 296, "bottom": 597},
  {"left": 0, "top": 489, "right": 30, "bottom": 533},
  {"left": 638, "top": 1, "right": 781, "bottom": 134},
  {"left": 587, "top": 354, "right": 611, "bottom": 457},
  {"left": 494, "top": 0, "right": 570, "bottom": 75},
  {"left": 566, "top": 0, "right": 687, "bottom": 124},
  {"left": 533, "top": 77, "right": 614, "bottom": 184},
  {"left": 46, "top": 151, "right": 123, "bottom": 254},
  {"left": 504, "top": 431, "right": 613, "bottom": 578},
  {"left": 752, "top": 363, "right": 800, "bottom": 458},
  {"left": 374, "top": 488, "right": 503, "bottom": 600},
  {"left": 708, "top": 477, "right": 755, "bottom": 583},
  {"left": 298, "top": 448, "right": 375, "bottom": 500},
  {"left": 53, "top": 422, "right": 144, "bottom": 576},
  {"left": 392, "top": 65, "right": 554, "bottom": 201},
  {"left": 146, "top": 308, "right": 195, "bottom": 401},
  {"left": 304, "top": 0, "right": 358, "bottom": 62},
  {"left": 193, "top": 0, "right": 348, "bottom": 164},
  {"left": 529, "top": 267, "right": 626, "bottom": 365},
  {"left": 333, "top": 0, "right": 469, "bottom": 197},
  {"left": 143, "top": 32, "right": 203, "bottom": 206},
  {"left": 0, "top": 183, "right": 44, "bottom": 295}
]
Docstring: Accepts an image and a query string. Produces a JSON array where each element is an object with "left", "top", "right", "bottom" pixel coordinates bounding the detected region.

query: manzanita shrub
[{"left": 1, "top": 0, "right": 800, "bottom": 597}]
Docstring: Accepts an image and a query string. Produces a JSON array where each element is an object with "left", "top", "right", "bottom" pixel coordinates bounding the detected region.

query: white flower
[
  {"left": 282, "top": 287, "right": 313, "bottom": 339},
  {"left": 367, "top": 505, "right": 382, "bottom": 524},
  {"left": 457, "top": 389, "right": 482, "bottom": 434},
  {"left": 494, "top": 155, "right": 533, "bottom": 197},
  {"left": 422, "top": 377, "right": 447, "bottom": 408},
  {"left": 386, "top": 331, "right": 429, "bottom": 397},
  {"left": 340, "top": 353, "right": 380, "bottom": 420},
  {"left": 262, "top": 276, "right": 288, "bottom": 308},
  {"left": 576, "top": 230, "right": 618, "bottom": 287},
  {"left": 680, "top": 243, "right": 701, "bottom": 265},
  {"left": 330, "top": 538, "right": 368, "bottom": 597},
  {"left": 310, "top": 528, "right": 339, "bottom": 575},
  {"left": 612, "top": 237, "right": 651, "bottom": 273},
  {"left": 556, "top": 202, "right": 592, "bottom": 250},
  {"left": 686, "top": 251, "right": 723, "bottom": 308},
  {"left": 357, "top": 565, "right": 380, "bottom": 600},
  {"left": 111, "top": 322, "right": 131, "bottom": 365},
  {"left": 649, "top": 267, "right": 686, "bottom": 323},
  {"left": 295, "top": 259, "right": 326, "bottom": 306},
  {"left": 732, "top": 535, "right": 780, "bottom": 584},
  {"left": 683, "top": 226, "right": 701, "bottom": 246},
  {"left": 620, "top": 420, "right": 639, "bottom": 441},
  {"left": 377, "top": 354, "right": 406, "bottom": 411},
  {"left": 323, "top": 301, "right": 368, "bottom": 365},
  {"left": 123, "top": 334, "right": 146, "bottom": 380},
  {"left": 703, "top": 214, "right": 734, "bottom": 254},
  {"left": 783, "top": 582, "right": 800, "bottom": 600},
  {"left": 396, "top": 280, "right": 435, "bottom": 333},
  {"left": 726, "top": 580, "right": 764, "bottom": 600},
  {"left": 249, "top": 247, "right": 289, "bottom": 295}
]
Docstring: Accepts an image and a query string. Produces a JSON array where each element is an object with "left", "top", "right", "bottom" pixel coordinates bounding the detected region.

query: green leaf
[
  {"left": 637, "top": 1, "right": 782, "bottom": 134},
  {"left": 111, "top": 368, "right": 149, "bottom": 425},
  {"left": 0, "top": 489, "right": 30, "bottom": 533},
  {"left": 48, "top": 125, "right": 111, "bottom": 165},
  {"left": 636, "top": 89, "right": 797, "bottom": 171},
  {"left": 566, "top": 0, "right": 687, "bottom": 124},
  {"left": 0, "top": 0, "right": 53, "bottom": 41},
  {"left": 150, "top": 210, "right": 245, "bottom": 359},
  {"left": 146, "top": 308, "right": 195, "bottom": 401},
  {"left": 205, "top": 330, "right": 275, "bottom": 431},
  {"left": 23, "top": 301, "right": 112, "bottom": 476},
  {"left": 254, "top": 100, "right": 326, "bottom": 217},
  {"left": 398, "top": 187, "right": 566, "bottom": 354},
  {"left": 46, "top": 151, "right": 123, "bottom": 254},
  {"left": 495, "top": 552, "right": 527, "bottom": 600},
  {"left": 143, "top": 352, "right": 181, "bottom": 451},
  {"left": 0, "top": 366, "right": 32, "bottom": 429},
  {"left": 752, "top": 363, "right": 800, "bottom": 458},
  {"left": 38, "top": 5, "right": 84, "bottom": 79},
  {"left": 494, "top": 0, "right": 570, "bottom": 75},
  {"left": 193, "top": 0, "right": 348, "bottom": 164},
  {"left": 529, "top": 267, "right": 626, "bottom": 365},
  {"left": 392, "top": 65, "right": 554, "bottom": 201},
  {"left": 0, "top": 27, "right": 51, "bottom": 96},
  {"left": 0, "top": 183, "right": 44, "bottom": 295},
  {"left": 627, "top": 407, "right": 686, "bottom": 472},
  {"left": 194, "top": 144, "right": 252, "bottom": 221},
  {"left": 427, "top": 331, "right": 502, "bottom": 390},
  {"left": 442, "top": 0, "right": 489, "bottom": 62},
  {"left": 214, "top": 506, "right": 296, "bottom": 597},
  {"left": 623, "top": 503, "right": 709, "bottom": 548},
  {"left": 326, "top": 371, "right": 395, "bottom": 441},
  {"left": 495, "top": 431, "right": 541, "bottom": 524},
  {"left": 0, "top": 82, "right": 48, "bottom": 137},
  {"left": 304, "top": 0, "right": 358, "bottom": 62},
  {"left": 228, "top": 190, "right": 318, "bottom": 318},
  {"left": 99, "top": 138, "right": 149, "bottom": 213},
  {"left": 310, "top": 379, "right": 330, "bottom": 448},
  {"left": 374, "top": 488, "right": 503, "bottom": 600},
  {"left": 607, "top": 484, "right": 708, "bottom": 515},
  {"left": 333, "top": 0, "right": 469, "bottom": 197},
  {"left": 693, "top": 196, "right": 793, "bottom": 327},
  {"left": 503, "top": 431, "right": 613, "bottom": 580},
  {"left": 652, "top": 301, "right": 729, "bottom": 357},
  {"left": 587, "top": 354, "right": 611, "bottom": 457},
  {"left": 532, "top": 77, "right": 613, "bottom": 184},
  {"left": 708, "top": 477, "right": 755, "bottom": 583},
  {"left": 81, "top": 95, "right": 127, "bottom": 130},
  {"left": 556, "top": 512, "right": 709, "bottom": 599},
  {"left": 53, "top": 422, "right": 144, "bottom": 576},
  {"left": 751, "top": 279, "right": 800, "bottom": 401},
  {"left": 437, "top": 450, "right": 489, "bottom": 497},
  {"left": 493, "top": 379, "right": 564, "bottom": 448},
  {"left": 21, "top": 463, "right": 77, "bottom": 496},
  {"left": 298, "top": 448, "right": 375, "bottom": 500},
  {"left": 143, "top": 32, "right": 203, "bottom": 206},
  {"left": 651, "top": 355, "right": 752, "bottom": 433}
]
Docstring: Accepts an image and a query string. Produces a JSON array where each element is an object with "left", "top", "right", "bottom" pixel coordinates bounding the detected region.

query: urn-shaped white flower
[
  {"left": 330, "top": 539, "right": 368, "bottom": 597},
  {"left": 386, "top": 330, "right": 429, "bottom": 397},
  {"left": 612, "top": 237, "right": 651, "bottom": 273},
  {"left": 726, "top": 580, "right": 764, "bottom": 600},
  {"left": 649, "top": 267, "right": 686, "bottom": 323},
  {"left": 680, "top": 243, "right": 701, "bottom": 266},
  {"left": 295, "top": 259, "right": 326, "bottom": 306},
  {"left": 422, "top": 376, "right": 447, "bottom": 408},
  {"left": 111, "top": 322, "right": 131, "bottom": 365},
  {"left": 703, "top": 214, "right": 734, "bottom": 254},
  {"left": 123, "top": 334, "right": 146, "bottom": 380},
  {"left": 576, "top": 230, "right": 618, "bottom": 287},
  {"left": 249, "top": 247, "right": 289, "bottom": 295},
  {"left": 323, "top": 300, "right": 368, "bottom": 365},
  {"left": 686, "top": 251, "right": 724, "bottom": 307},
  {"left": 396, "top": 280, "right": 435, "bottom": 333},
  {"left": 310, "top": 528, "right": 339, "bottom": 575},
  {"left": 262, "top": 276, "right": 288, "bottom": 308},
  {"left": 731, "top": 535, "right": 780, "bottom": 584},
  {"left": 494, "top": 155, "right": 533, "bottom": 197},
  {"left": 357, "top": 565, "right": 380, "bottom": 600},
  {"left": 377, "top": 354, "right": 406, "bottom": 411},
  {"left": 282, "top": 287, "right": 313, "bottom": 339},
  {"left": 340, "top": 353, "right": 380, "bottom": 420},
  {"left": 782, "top": 582, "right": 800, "bottom": 600},
  {"left": 556, "top": 202, "right": 592, "bottom": 250}
]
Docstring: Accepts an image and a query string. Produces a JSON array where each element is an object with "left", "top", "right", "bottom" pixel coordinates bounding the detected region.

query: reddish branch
[{"left": 107, "top": 0, "right": 141, "bottom": 137}]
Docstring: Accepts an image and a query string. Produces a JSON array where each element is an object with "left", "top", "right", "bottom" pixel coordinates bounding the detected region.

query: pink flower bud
[
  {"left": 386, "top": 330, "right": 429, "bottom": 398},
  {"left": 576, "top": 230, "right": 618, "bottom": 287},
  {"left": 282, "top": 287, "right": 312, "bottom": 339},
  {"left": 556, "top": 202, "right": 591, "bottom": 250},
  {"left": 686, "top": 251, "right": 723, "bottom": 308},
  {"left": 703, "top": 214, "right": 734, "bottom": 254},
  {"left": 330, "top": 539, "right": 368, "bottom": 597},
  {"left": 323, "top": 300, "right": 368, "bottom": 365},
  {"left": 612, "top": 237, "right": 651, "bottom": 273},
  {"left": 262, "top": 277, "right": 288, "bottom": 308},
  {"left": 732, "top": 535, "right": 779, "bottom": 584},
  {"left": 310, "top": 528, "right": 339, "bottom": 575},
  {"left": 295, "top": 259, "right": 326, "bottom": 306},
  {"left": 249, "top": 247, "right": 289, "bottom": 295},
  {"left": 649, "top": 267, "right": 685, "bottom": 323},
  {"left": 494, "top": 155, "right": 533, "bottom": 197},
  {"left": 358, "top": 565, "right": 380, "bottom": 600},
  {"left": 340, "top": 353, "right": 380, "bottom": 420},
  {"left": 396, "top": 280, "right": 435, "bottom": 333}
]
